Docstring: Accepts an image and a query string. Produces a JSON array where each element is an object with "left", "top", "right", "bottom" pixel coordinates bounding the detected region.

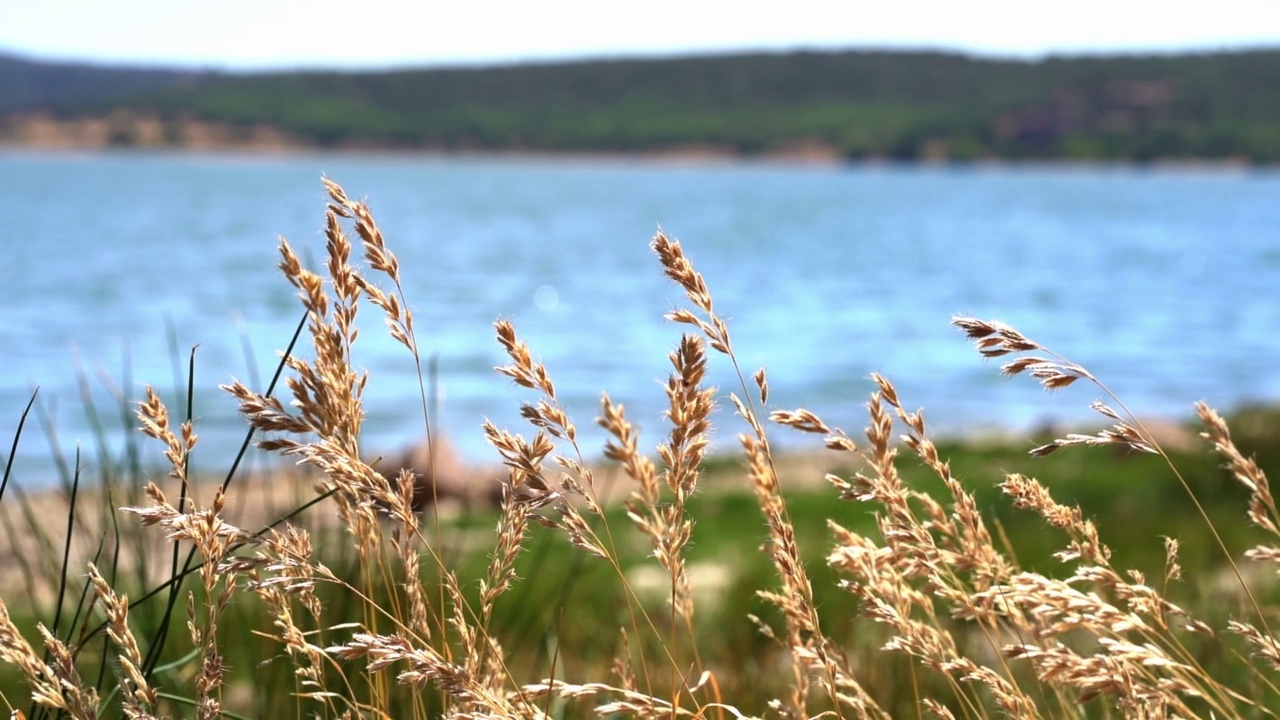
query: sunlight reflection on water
[{"left": 3, "top": 153, "right": 1278, "bottom": 481}]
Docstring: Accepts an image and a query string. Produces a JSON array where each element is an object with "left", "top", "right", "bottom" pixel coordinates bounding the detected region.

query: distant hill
[
  {"left": 3, "top": 49, "right": 1279, "bottom": 161},
  {"left": 0, "top": 53, "right": 220, "bottom": 114}
]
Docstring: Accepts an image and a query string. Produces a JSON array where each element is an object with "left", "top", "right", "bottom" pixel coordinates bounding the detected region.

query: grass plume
[{"left": 1, "top": 179, "right": 1278, "bottom": 719}]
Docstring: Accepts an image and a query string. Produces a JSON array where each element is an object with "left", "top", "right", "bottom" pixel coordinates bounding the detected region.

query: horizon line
[{"left": 5, "top": 40, "right": 1280, "bottom": 75}]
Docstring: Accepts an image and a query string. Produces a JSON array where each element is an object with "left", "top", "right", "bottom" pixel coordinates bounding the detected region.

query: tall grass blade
[
  {"left": 217, "top": 310, "right": 307, "bottom": 497},
  {"left": 1, "top": 388, "right": 37, "bottom": 504},
  {"left": 141, "top": 345, "right": 200, "bottom": 679},
  {"left": 50, "top": 446, "right": 83, "bottom": 640}
]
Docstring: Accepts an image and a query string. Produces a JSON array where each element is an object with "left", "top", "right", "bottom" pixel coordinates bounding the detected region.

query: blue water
[{"left": 3, "top": 151, "right": 1279, "bottom": 482}]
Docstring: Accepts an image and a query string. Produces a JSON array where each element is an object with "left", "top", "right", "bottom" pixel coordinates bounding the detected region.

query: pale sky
[{"left": 4, "top": 0, "right": 1279, "bottom": 70}]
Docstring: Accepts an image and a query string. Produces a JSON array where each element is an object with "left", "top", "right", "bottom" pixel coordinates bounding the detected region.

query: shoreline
[
  {"left": 2, "top": 402, "right": 1245, "bottom": 490},
  {"left": 0, "top": 142, "right": 1270, "bottom": 174},
  {"left": 0, "top": 111, "right": 1269, "bottom": 172}
]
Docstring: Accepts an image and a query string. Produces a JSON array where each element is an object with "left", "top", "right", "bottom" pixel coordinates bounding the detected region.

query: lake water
[{"left": 3, "top": 152, "right": 1279, "bottom": 483}]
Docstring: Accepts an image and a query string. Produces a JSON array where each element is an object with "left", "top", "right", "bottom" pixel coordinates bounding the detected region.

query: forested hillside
[
  {"left": 0, "top": 54, "right": 215, "bottom": 114},
  {"left": 3, "top": 49, "right": 1278, "bottom": 160}
]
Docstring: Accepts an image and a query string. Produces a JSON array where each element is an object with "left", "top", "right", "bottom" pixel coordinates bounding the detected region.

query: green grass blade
[{"left": 0, "top": 388, "right": 38, "bottom": 505}]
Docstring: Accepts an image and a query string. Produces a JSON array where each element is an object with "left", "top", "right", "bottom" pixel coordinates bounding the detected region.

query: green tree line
[{"left": 3, "top": 49, "right": 1279, "bottom": 160}]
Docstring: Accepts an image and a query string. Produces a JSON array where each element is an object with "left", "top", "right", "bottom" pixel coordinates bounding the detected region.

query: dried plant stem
[
  {"left": 491, "top": 323, "right": 705, "bottom": 710},
  {"left": 653, "top": 230, "right": 883, "bottom": 719},
  {"left": 954, "top": 316, "right": 1279, "bottom": 665},
  {"left": 9, "top": 178, "right": 1279, "bottom": 720}
]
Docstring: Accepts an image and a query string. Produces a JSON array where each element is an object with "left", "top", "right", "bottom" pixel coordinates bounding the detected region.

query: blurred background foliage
[{"left": 3, "top": 49, "right": 1280, "bottom": 161}]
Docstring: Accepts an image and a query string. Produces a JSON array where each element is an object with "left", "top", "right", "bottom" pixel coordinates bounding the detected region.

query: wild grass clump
[{"left": 2, "top": 178, "right": 1279, "bottom": 719}]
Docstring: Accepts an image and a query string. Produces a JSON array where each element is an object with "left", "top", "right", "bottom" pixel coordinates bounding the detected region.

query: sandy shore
[{"left": 3, "top": 114, "right": 1267, "bottom": 170}]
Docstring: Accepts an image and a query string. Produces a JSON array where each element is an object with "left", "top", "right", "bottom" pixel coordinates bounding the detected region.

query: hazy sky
[{"left": 5, "top": 0, "right": 1279, "bottom": 70}]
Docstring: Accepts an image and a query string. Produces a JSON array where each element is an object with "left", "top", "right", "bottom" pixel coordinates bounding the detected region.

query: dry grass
[{"left": 2, "top": 178, "right": 1278, "bottom": 719}]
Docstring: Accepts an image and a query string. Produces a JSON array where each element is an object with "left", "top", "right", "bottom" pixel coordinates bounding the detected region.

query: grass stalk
[{"left": 3, "top": 179, "right": 1278, "bottom": 719}]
